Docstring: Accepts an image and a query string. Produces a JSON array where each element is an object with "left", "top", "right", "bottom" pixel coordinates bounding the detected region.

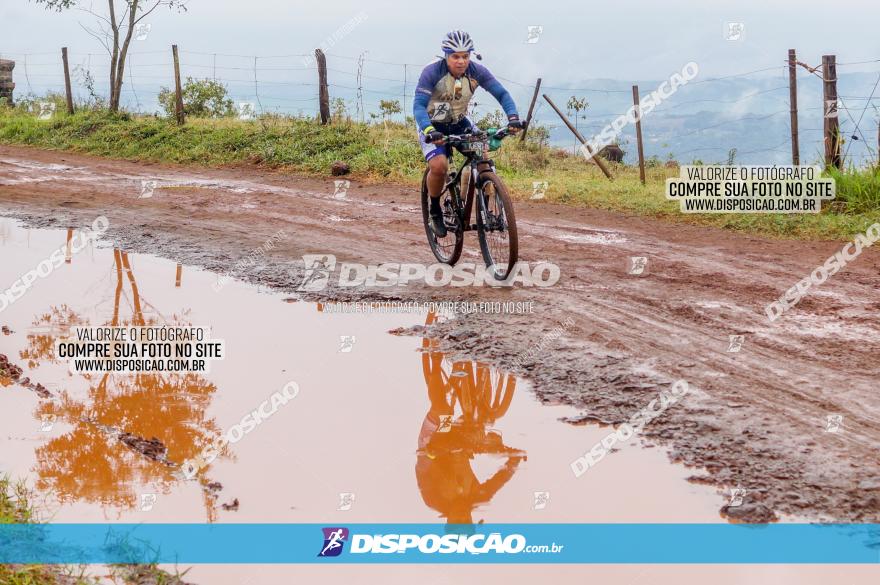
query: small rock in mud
[
  {"left": 720, "top": 502, "right": 778, "bottom": 523},
  {"left": 1, "top": 325, "right": 12, "bottom": 335},
  {"left": 331, "top": 161, "right": 350, "bottom": 176},
  {"left": 560, "top": 413, "right": 606, "bottom": 426},
  {"left": 221, "top": 498, "right": 240, "bottom": 511}
]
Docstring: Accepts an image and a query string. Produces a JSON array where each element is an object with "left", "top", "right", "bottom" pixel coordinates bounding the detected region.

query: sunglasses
[{"left": 454, "top": 78, "right": 462, "bottom": 100}]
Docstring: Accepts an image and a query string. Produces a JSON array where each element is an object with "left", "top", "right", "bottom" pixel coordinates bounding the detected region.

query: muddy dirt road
[{"left": 1, "top": 144, "right": 879, "bottom": 526}]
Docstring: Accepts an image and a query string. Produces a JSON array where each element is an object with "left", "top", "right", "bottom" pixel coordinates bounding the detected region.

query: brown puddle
[{"left": 3, "top": 218, "right": 864, "bottom": 585}]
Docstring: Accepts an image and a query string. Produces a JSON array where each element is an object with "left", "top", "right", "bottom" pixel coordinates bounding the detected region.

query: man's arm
[
  {"left": 413, "top": 60, "right": 444, "bottom": 134},
  {"left": 471, "top": 63, "right": 519, "bottom": 121}
]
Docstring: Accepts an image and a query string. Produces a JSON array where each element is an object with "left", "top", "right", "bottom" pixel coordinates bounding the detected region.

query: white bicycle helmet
[{"left": 441, "top": 30, "right": 474, "bottom": 54}]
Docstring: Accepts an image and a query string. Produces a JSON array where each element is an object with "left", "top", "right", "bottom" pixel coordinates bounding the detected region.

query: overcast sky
[{"left": 3, "top": 0, "right": 879, "bottom": 83}]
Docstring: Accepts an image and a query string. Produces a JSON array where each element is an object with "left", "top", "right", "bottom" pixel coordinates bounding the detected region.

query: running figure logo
[
  {"left": 430, "top": 102, "right": 451, "bottom": 121},
  {"left": 627, "top": 256, "right": 648, "bottom": 275},
  {"left": 318, "top": 527, "right": 349, "bottom": 557},
  {"left": 298, "top": 254, "right": 336, "bottom": 291}
]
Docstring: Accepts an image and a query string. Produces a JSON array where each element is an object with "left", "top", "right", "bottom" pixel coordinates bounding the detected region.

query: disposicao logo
[
  {"left": 315, "top": 528, "right": 559, "bottom": 556},
  {"left": 318, "top": 527, "right": 349, "bottom": 557}
]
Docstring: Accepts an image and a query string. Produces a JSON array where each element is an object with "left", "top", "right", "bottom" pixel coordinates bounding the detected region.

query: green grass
[
  {"left": 1, "top": 104, "right": 878, "bottom": 240},
  {"left": 0, "top": 475, "right": 189, "bottom": 585},
  {"left": 0, "top": 475, "right": 36, "bottom": 524},
  {"left": 0, "top": 475, "right": 83, "bottom": 585}
]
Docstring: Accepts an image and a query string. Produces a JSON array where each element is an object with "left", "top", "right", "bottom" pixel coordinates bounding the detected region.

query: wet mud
[{"left": 1, "top": 145, "right": 879, "bottom": 528}]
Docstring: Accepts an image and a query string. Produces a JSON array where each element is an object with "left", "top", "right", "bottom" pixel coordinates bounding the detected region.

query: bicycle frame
[
  {"left": 422, "top": 126, "right": 519, "bottom": 279},
  {"left": 441, "top": 140, "right": 499, "bottom": 233}
]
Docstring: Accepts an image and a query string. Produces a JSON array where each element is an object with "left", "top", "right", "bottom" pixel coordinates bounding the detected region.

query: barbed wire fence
[{"left": 1, "top": 46, "right": 878, "bottom": 168}]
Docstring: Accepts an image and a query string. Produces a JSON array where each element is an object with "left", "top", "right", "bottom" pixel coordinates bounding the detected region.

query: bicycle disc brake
[
  {"left": 443, "top": 196, "right": 459, "bottom": 231},
  {"left": 480, "top": 191, "right": 506, "bottom": 232}
]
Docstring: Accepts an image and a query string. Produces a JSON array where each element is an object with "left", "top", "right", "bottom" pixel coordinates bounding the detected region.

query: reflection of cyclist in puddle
[{"left": 416, "top": 311, "right": 525, "bottom": 525}]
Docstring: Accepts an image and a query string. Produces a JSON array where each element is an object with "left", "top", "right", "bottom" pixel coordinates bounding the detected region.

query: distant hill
[{"left": 528, "top": 71, "right": 879, "bottom": 166}]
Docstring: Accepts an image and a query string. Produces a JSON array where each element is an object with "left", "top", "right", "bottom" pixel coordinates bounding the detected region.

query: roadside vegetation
[
  {"left": 0, "top": 475, "right": 191, "bottom": 585},
  {"left": 1, "top": 86, "right": 878, "bottom": 240}
]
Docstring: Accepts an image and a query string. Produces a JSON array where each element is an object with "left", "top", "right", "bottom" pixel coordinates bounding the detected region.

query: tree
[
  {"left": 566, "top": 96, "right": 588, "bottom": 152},
  {"left": 566, "top": 96, "right": 588, "bottom": 129},
  {"left": 726, "top": 148, "right": 738, "bottom": 166},
  {"left": 330, "top": 97, "right": 348, "bottom": 123},
  {"left": 378, "top": 99, "right": 401, "bottom": 122},
  {"left": 158, "top": 77, "right": 234, "bottom": 118},
  {"left": 34, "top": 0, "right": 187, "bottom": 112}
]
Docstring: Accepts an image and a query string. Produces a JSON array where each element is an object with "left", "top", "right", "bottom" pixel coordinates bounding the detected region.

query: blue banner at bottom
[{"left": 1, "top": 524, "right": 878, "bottom": 564}]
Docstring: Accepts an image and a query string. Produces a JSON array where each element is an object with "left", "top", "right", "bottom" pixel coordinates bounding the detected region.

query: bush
[
  {"left": 158, "top": 77, "right": 235, "bottom": 118},
  {"left": 524, "top": 123, "right": 550, "bottom": 148},
  {"left": 475, "top": 108, "right": 506, "bottom": 130},
  {"left": 829, "top": 166, "right": 880, "bottom": 214},
  {"left": 13, "top": 92, "right": 68, "bottom": 118}
]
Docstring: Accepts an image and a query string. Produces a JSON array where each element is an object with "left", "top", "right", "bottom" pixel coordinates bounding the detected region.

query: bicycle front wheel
[{"left": 476, "top": 171, "right": 518, "bottom": 280}]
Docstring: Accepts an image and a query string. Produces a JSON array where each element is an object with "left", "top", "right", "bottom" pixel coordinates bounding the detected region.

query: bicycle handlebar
[{"left": 434, "top": 125, "right": 517, "bottom": 145}]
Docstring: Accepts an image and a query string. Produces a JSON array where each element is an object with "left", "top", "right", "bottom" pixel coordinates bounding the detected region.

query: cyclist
[{"left": 414, "top": 30, "right": 523, "bottom": 237}]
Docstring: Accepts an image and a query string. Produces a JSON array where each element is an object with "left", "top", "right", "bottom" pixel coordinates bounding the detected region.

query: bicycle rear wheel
[
  {"left": 476, "top": 171, "right": 518, "bottom": 280},
  {"left": 422, "top": 168, "right": 464, "bottom": 266}
]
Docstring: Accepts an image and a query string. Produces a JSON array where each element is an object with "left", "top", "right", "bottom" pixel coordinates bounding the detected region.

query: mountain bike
[{"left": 421, "top": 127, "right": 519, "bottom": 281}]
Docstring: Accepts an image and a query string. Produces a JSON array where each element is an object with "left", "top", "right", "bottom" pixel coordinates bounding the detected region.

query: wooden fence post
[
  {"left": 61, "top": 47, "right": 74, "bottom": 115},
  {"left": 542, "top": 94, "right": 614, "bottom": 180},
  {"left": 822, "top": 54, "right": 841, "bottom": 169},
  {"left": 172, "top": 44, "right": 185, "bottom": 125},
  {"left": 787, "top": 49, "right": 800, "bottom": 165},
  {"left": 632, "top": 85, "right": 646, "bottom": 184},
  {"left": 520, "top": 78, "right": 541, "bottom": 142},
  {"left": 316, "top": 49, "right": 330, "bottom": 124}
]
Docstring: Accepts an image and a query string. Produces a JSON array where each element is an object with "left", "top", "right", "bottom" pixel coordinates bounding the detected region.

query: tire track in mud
[{"left": 1, "top": 144, "right": 878, "bottom": 524}]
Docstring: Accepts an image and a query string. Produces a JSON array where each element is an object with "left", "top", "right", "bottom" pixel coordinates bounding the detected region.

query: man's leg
[
  {"left": 426, "top": 153, "right": 449, "bottom": 237},
  {"left": 418, "top": 124, "right": 451, "bottom": 237},
  {"left": 426, "top": 153, "right": 448, "bottom": 198}
]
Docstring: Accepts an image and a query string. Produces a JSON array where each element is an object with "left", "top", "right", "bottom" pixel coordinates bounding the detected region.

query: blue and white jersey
[{"left": 413, "top": 58, "right": 518, "bottom": 133}]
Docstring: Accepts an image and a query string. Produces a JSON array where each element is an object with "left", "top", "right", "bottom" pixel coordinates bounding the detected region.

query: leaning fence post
[
  {"left": 543, "top": 94, "right": 614, "bottom": 180},
  {"left": 520, "top": 78, "right": 541, "bottom": 142}
]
